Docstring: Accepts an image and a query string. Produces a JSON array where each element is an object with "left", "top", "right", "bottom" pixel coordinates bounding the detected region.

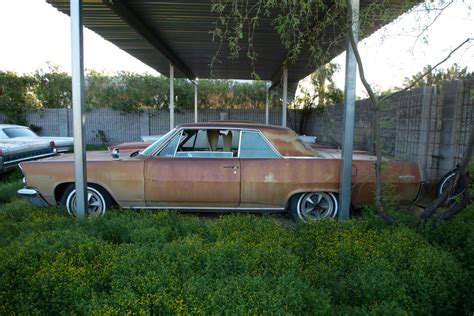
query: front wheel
[
  {"left": 289, "top": 192, "right": 338, "bottom": 222},
  {"left": 61, "top": 184, "right": 111, "bottom": 217}
]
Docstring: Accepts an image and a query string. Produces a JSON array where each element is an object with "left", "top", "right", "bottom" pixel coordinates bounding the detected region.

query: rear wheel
[
  {"left": 289, "top": 192, "right": 338, "bottom": 222},
  {"left": 61, "top": 184, "right": 111, "bottom": 217}
]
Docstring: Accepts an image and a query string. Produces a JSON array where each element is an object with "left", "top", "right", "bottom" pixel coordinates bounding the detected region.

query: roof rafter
[{"left": 103, "top": 0, "right": 195, "bottom": 79}]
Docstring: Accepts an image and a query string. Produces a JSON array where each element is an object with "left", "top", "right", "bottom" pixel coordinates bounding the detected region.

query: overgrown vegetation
[
  {"left": 290, "top": 63, "right": 344, "bottom": 134},
  {"left": 0, "top": 67, "right": 272, "bottom": 124},
  {"left": 403, "top": 63, "right": 473, "bottom": 88},
  {"left": 0, "top": 172, "right": 472, "bottom": 314},
  {"left": 0, "top": 170, "right": 22, "bottom": 204},
  {"left": 0, "top": 71, "right": 39, "bottom": 125}
]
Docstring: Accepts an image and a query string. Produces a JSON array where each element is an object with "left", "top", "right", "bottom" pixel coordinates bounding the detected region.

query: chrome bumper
[{"left": 17, "top": 188, "right": 50, "bottom": 208}]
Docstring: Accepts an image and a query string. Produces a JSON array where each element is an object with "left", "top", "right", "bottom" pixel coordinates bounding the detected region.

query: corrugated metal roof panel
[{"left": 47, "top": 0, "right": 415, "bottom": 89}]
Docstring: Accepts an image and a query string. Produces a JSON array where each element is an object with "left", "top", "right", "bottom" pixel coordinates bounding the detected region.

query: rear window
[
  {"left": 239, "top": 131, "right": 279, "bottom": 158},
  {"left": 3, "top": 127, "right": 37, "bottom": 138}
]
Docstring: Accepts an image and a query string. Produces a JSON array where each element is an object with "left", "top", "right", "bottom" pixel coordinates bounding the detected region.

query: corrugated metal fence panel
[
  {"left": 26, "top": 109, "right": 63, "bottom": 137},
  {"left": 149, "top": 110, "right": 171, "bottom": 136},
  {"left": 82, "top": 108, "right": 142, "bottom": 145}
]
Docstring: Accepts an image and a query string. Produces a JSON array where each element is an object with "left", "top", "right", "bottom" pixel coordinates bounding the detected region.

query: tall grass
[
  {"left": 0, "top": 199, "right": 472, "bottom": 314},
  {"left": 0, "top": 170, "right": 22, "bottom": 204},
  {"left": 0, "top": 169, "right": 472, "bottom": 314}
]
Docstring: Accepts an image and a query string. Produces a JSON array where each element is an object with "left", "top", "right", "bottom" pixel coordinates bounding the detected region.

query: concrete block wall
[
  {"left": 455, "top": 79, "right": 474, "bottom": 165},
  {"left": 303, "top": 80, "right": 472, "bottom": 180}
]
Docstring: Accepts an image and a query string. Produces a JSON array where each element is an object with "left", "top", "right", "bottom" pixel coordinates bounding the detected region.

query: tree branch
[
  {"left": 412, "top": 0, "right": 454, "bottom": 50},
  {"left": 383, "top": 38, "right": 473, "bottom": 102}
]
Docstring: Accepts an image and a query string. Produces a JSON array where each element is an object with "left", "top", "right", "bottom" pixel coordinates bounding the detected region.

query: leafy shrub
[
  {"left": 0, "top": 170, "right": 22, "bottom": 204},
  {"left": 0, "top": 203, "right": 471, "bottom": 315},
  {"left": 421, "top": 205, "right": 474, "bottom": 313},
  {"left": 0, "top": 181, "right": 21, "bottom": 204}
]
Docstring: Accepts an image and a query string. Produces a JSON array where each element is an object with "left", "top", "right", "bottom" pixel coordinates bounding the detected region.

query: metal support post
[
  {"left": 338, "top": 0, "right": 359, "bottom": 221},
  {"left": 265, "top": 82, "right": 270, "bottom": 125},
  {"left": 169, "top": 63, "right": 175, "bottom": 130},
  {"left": 70, "top": 0, "right": 87, "bottom": 218},
  {"left": 282, "top": 66, "right": 288, "bottom": 127},
  {"left": 194, "top": 80, "right": 198, "bottom": 123}
]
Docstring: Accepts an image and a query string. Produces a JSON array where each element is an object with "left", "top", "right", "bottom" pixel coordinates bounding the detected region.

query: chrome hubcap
[
  {"left": 440, "top": 173, "right": 464, "bottom": 203},
  {"left": 297, "top": 192, "right": 337, "bottom": 222},
  {"left": 66, "top": 187, "right": 106, "bottom": 217}
]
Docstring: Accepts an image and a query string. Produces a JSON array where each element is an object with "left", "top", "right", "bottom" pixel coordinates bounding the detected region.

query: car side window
[
  {"left": 157, "top": 133, "right": 180, "bottom": 156},
  {"left": 174, "top": 129, "right": 239, "bottom": 158},
  {"left": 239, "top": 131, "right": 279, "bottom": 158}
]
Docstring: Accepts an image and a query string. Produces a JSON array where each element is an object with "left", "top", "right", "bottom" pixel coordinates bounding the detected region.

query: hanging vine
[{"left": 210, "top": 0, "right": 418, "bottom": 78}]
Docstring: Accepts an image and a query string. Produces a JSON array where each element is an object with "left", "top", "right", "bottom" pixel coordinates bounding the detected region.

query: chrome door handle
[{"left": 223, "top": 165, "right": 239, "bottom": 170}]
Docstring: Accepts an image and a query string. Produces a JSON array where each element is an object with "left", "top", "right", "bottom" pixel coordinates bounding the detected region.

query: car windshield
[
  {"left": 141, "top": 129, "right": 177, "bottom": 156},
  {"left": 3, "top": 127, "right": 37, "bottom": 138}
]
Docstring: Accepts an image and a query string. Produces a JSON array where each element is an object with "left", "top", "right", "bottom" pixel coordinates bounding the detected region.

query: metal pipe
[
  {"left": 282, "top": 66, "right": 288, "bottom": 127},
  {"left": 70, "top": 0, "right": 88, "bottom": 218},
  {"left": 339, "top": 0, "right": 359, "bottom": 221},
  {"left": 169, "top": 63, "right": 175, "bottom": 130},
  {"left": 265, "top": 82, "right": 269, "bottom": 125},
  {"left": 194, "top": 80, "right": 198, "bottom": 123}
]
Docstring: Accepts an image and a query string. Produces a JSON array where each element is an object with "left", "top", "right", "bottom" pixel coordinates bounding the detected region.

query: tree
[
  {"left": 403, "top": 63, "right": 473, "bottom": 88},
  {"left": 34, "top": 64, "right": 71, "bottom": 108},
  {"left": 0, "top": 71, "right": 39, "bottom": 124},
  {"left": 291, "top": 63, "right": 343, "bottom": 134},
  {"left": 345, "top": 2, "right": 473, "bottom": 224},
  {"left": 0, "top": 70, "right": 270, "bottom": 117}
]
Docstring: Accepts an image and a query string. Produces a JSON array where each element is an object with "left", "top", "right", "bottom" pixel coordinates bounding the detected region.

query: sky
[
  {"left": 0, "top": 0, "right": 473, "bottom": 97},
  {"left": 329, "top": 0, "right": 474, "bottom": 95},
  {"left": 0, "top": 0, "right": 158, "bottom": 75}
]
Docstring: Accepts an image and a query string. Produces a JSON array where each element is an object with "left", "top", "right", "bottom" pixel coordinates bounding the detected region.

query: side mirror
[{"left": 111, "top": 148, "right": 120, "bottom": 159}]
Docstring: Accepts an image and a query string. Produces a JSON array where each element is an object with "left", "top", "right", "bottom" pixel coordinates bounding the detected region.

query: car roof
[
  {"left": 176, "top": 121, "right": 315, "bottom": 157},
  {"left": 0, "top": 124, "right": 28, "bottom": 129},
  {"left": 177, "top": 121, "right": 289, "bottom": 133}
]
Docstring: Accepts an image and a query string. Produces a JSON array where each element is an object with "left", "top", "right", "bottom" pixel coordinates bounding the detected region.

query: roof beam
[
  {"left": 103, "top": 0, "right": 195, "bottom": 80},
  {"left": 269, "top": 63, "right": 284, "bottom": 91}
]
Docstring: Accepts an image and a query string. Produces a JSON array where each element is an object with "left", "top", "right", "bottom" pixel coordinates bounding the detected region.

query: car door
[
  {"left": 238, "top": 130, "right": 289, "bottom": 209},
  {"left": 144, "top": 128, "right": 241, "bottom": 208}
]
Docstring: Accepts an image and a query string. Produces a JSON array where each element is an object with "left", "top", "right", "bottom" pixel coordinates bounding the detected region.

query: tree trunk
[
  {"left": 345, "top": 0, "right": 396, "bottom": 224},
  {"left": 419, "top": 124, "right": 473, "bottom": 226}
]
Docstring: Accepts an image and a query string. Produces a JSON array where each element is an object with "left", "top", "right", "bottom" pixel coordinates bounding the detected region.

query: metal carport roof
[{"left": 47, "top": 0, "right": 411, "bottom": 90}]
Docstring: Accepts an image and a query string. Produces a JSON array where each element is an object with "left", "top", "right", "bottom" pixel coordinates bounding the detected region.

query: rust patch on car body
[{"left": 20, "top": 151, "right": 145, "bottom": 206}]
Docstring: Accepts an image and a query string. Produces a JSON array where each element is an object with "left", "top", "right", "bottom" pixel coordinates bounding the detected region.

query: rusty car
[{"left": 17, "top": 122, "right": 421, "bottom": 221}]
